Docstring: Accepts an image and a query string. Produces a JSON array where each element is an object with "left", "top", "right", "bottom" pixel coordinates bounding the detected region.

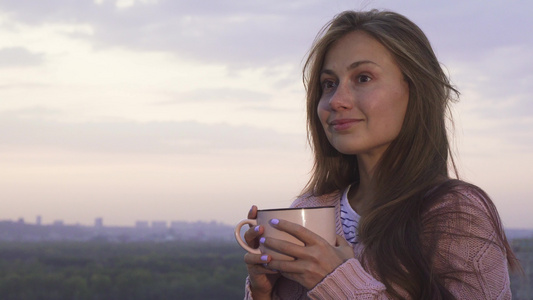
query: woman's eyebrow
[
  {"left": 320, "top": 60, "right": 379, "bottom": 77},
  {"left": 347, "top": 60, "right": 378, "bottom": 71},
  {"left": 319, "top": 69, "right": 335, "bottom": 77}
]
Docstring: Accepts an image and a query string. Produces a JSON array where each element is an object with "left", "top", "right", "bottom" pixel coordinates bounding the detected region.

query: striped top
[{"left": 340, "top": 184, "right": 360, "bottom": 245}]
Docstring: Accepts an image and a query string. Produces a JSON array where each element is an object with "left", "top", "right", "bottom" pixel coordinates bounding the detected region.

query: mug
[{"left": 234, "top": 206, "right": 336, "bottom": 260}]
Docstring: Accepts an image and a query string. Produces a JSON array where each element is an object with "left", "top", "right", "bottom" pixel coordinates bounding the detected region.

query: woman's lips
[{"left": 329, "top": 119, "right": 362, "bottom": 131}]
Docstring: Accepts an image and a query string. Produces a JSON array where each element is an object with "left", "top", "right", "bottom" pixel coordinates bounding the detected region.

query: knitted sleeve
[{"left": 419, "top": 186, "right": 512, "bottom": 299}]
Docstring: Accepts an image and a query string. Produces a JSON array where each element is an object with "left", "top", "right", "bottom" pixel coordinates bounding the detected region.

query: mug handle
[{"left": 234, "top": 219, "right": 261, "bottom": 254}]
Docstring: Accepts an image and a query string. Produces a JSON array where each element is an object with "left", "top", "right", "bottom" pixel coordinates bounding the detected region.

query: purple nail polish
[
  {"left": 270, "top": 218, "right": 279, "bottom": 225},
  {"left": 259, "top": 237, "right": 266, "bottom": 244},
  {"left": 254, "top": 226, "right": 260, "bottom": 232},
  {"left": 261, "top": 255, "right": 268, "bottom": 262}
]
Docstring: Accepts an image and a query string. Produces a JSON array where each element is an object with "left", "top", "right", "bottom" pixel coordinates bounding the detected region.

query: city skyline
[
  {"left": 1, "top": 0, "right": 532, "bottom": 228},
  {"left": 4, "top": 215, "right": 226, "bottom": 228}
]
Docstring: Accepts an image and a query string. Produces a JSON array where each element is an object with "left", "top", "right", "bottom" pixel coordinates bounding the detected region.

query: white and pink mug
[{"left": 234, "top": 206, "right": 336, "bottom": 260}]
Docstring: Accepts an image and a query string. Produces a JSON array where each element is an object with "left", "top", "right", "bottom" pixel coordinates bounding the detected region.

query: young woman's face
[{"left": 317, "top": 30, "right": 409, "bottom": 159}]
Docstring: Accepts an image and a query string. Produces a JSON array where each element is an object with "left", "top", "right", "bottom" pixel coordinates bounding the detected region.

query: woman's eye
[
  {"left": 358, "top": 75, "right": 372, "bottom": 83},
  {"left": 321, "top": 80, "right": 337, "bottom": 91},
  {"left": 322, "top": 80, "right": 337, "bottom": 91}
]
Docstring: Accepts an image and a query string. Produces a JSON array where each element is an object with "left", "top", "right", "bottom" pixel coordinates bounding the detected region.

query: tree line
[{"left": 0, "top": 240, "right": 248, "bottom": 300}]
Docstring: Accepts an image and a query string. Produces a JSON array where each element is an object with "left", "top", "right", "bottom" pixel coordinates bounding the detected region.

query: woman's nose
[{"left": 329, "top": 83, "right": 353, "bottom": 111}]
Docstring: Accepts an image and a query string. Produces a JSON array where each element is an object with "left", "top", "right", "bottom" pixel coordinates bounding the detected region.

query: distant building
[
  {"left": 152, "top": 221, "right": 167, "bottom": 230},
  {"left": 0, "top": 219, "right": 243, "bottom": 243},
  {"left": 36, "top": 215, "right": 42, "bottom": 226},
  {"left": 171, "top": 221, "right": 187, "bottom": 229},
  {"left": 17, "top": 218, "right": 24, "bottom": 224},
  {"left": 95, "top": 217, "right": 103, "bottom": 228},
  {"left": 135, "top": 221, "right": 149, "bottom": 229}
]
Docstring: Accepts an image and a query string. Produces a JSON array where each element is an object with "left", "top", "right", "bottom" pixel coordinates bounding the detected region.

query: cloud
[
  {"left": 1, "top": 0, "right": 530, "bottom": 150},
  {"left": 445, "top": 44, "right": 533, "bottom": 153},
  {"left": 0, "top": 47, "right": 44, "bottom": 67},
  {"left": 458, "top": 46, "right": 533, "bottom": 114},
  {"left": 158, "top": 87, "right": 272, "bottom": 104},
  {"left": 1, "top": 0, "right": 530, "bottom": 70},
  {"left": 385, "top": 2, "right": 533, "bottom": 62},
  {"left": 0, "top": 82, "right": 49, "bottom": 89},
  {"left": 0, "top": 0, "right": 328, "bottom": 68},
  {"left": 0, "top": 109, "right": 304, "bottom": 155},
  {"left": 0, "top": 106, "right": 61, "bottom": 118}
]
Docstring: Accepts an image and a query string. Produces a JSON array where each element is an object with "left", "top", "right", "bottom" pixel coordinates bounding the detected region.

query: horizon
[
  {"left": 1, "top": 215, "right": 232, "bottom": 227},
  {"left": 4, "top": 216, "right": 533, "bottom": 231},
  {"left": 1, "top": 0, "right": 532, "bottom": 229}
]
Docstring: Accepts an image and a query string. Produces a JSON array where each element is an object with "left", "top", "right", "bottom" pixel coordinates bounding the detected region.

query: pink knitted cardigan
[{"left": 244, "top": 186, "right": 512, "bottom": 299}]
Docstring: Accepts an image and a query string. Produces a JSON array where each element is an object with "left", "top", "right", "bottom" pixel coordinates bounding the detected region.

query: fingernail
[
  {"left": 249, "top": 206, "right": 254, "bottom": 213},
  {"left": 254, "top": 226, "right": 260, "bottom": 232},
  {"left": 259, "top": 237, "right": 266, "bottom": 244},
  {"left": 261, "top": 255, "right": 268, "bottom": 262},
  {"left": 270, "top": 219, "right": 279, "bottom": 225}
]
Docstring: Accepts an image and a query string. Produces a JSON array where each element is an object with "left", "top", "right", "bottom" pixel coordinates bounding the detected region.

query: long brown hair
[{"left": 302, "top": 10, "right": 519, "bottom": 298}]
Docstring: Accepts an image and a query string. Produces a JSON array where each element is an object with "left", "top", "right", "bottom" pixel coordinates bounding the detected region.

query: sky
[{"left": 0, "top": 0, "right": 532, "bottom": 228}]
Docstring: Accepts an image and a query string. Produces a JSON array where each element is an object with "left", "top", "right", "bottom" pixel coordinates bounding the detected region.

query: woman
[{"left": 242, "top": 9, "right": 519, "bottom": 299}]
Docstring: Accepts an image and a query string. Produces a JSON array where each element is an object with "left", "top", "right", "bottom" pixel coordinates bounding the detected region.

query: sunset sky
[{"left": 1, "top": 0, "right": 532, "bottom": 228}]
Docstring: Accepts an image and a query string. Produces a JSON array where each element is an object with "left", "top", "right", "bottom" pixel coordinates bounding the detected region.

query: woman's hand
[
  {"left": 261, "top": 218, "right": 354, "bottom": 290},
  {"left": 243, "top": 206, "right": 281, "bottom": 299}
]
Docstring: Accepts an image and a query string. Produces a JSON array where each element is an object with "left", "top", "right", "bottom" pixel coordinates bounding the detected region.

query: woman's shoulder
[
  {"left": 290, "top": 190, "right": 342, "bottom": 208},
  {"left": 424, "top": 179, "right": 494, "bottom": 213},
  {"left": 421, "top": 179, "right": 502, "bottom": 233}
]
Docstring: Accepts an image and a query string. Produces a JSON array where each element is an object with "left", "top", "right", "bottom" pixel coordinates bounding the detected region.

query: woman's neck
[{"left": 349, "top": 156, "right": 377, "bottom": 215}]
